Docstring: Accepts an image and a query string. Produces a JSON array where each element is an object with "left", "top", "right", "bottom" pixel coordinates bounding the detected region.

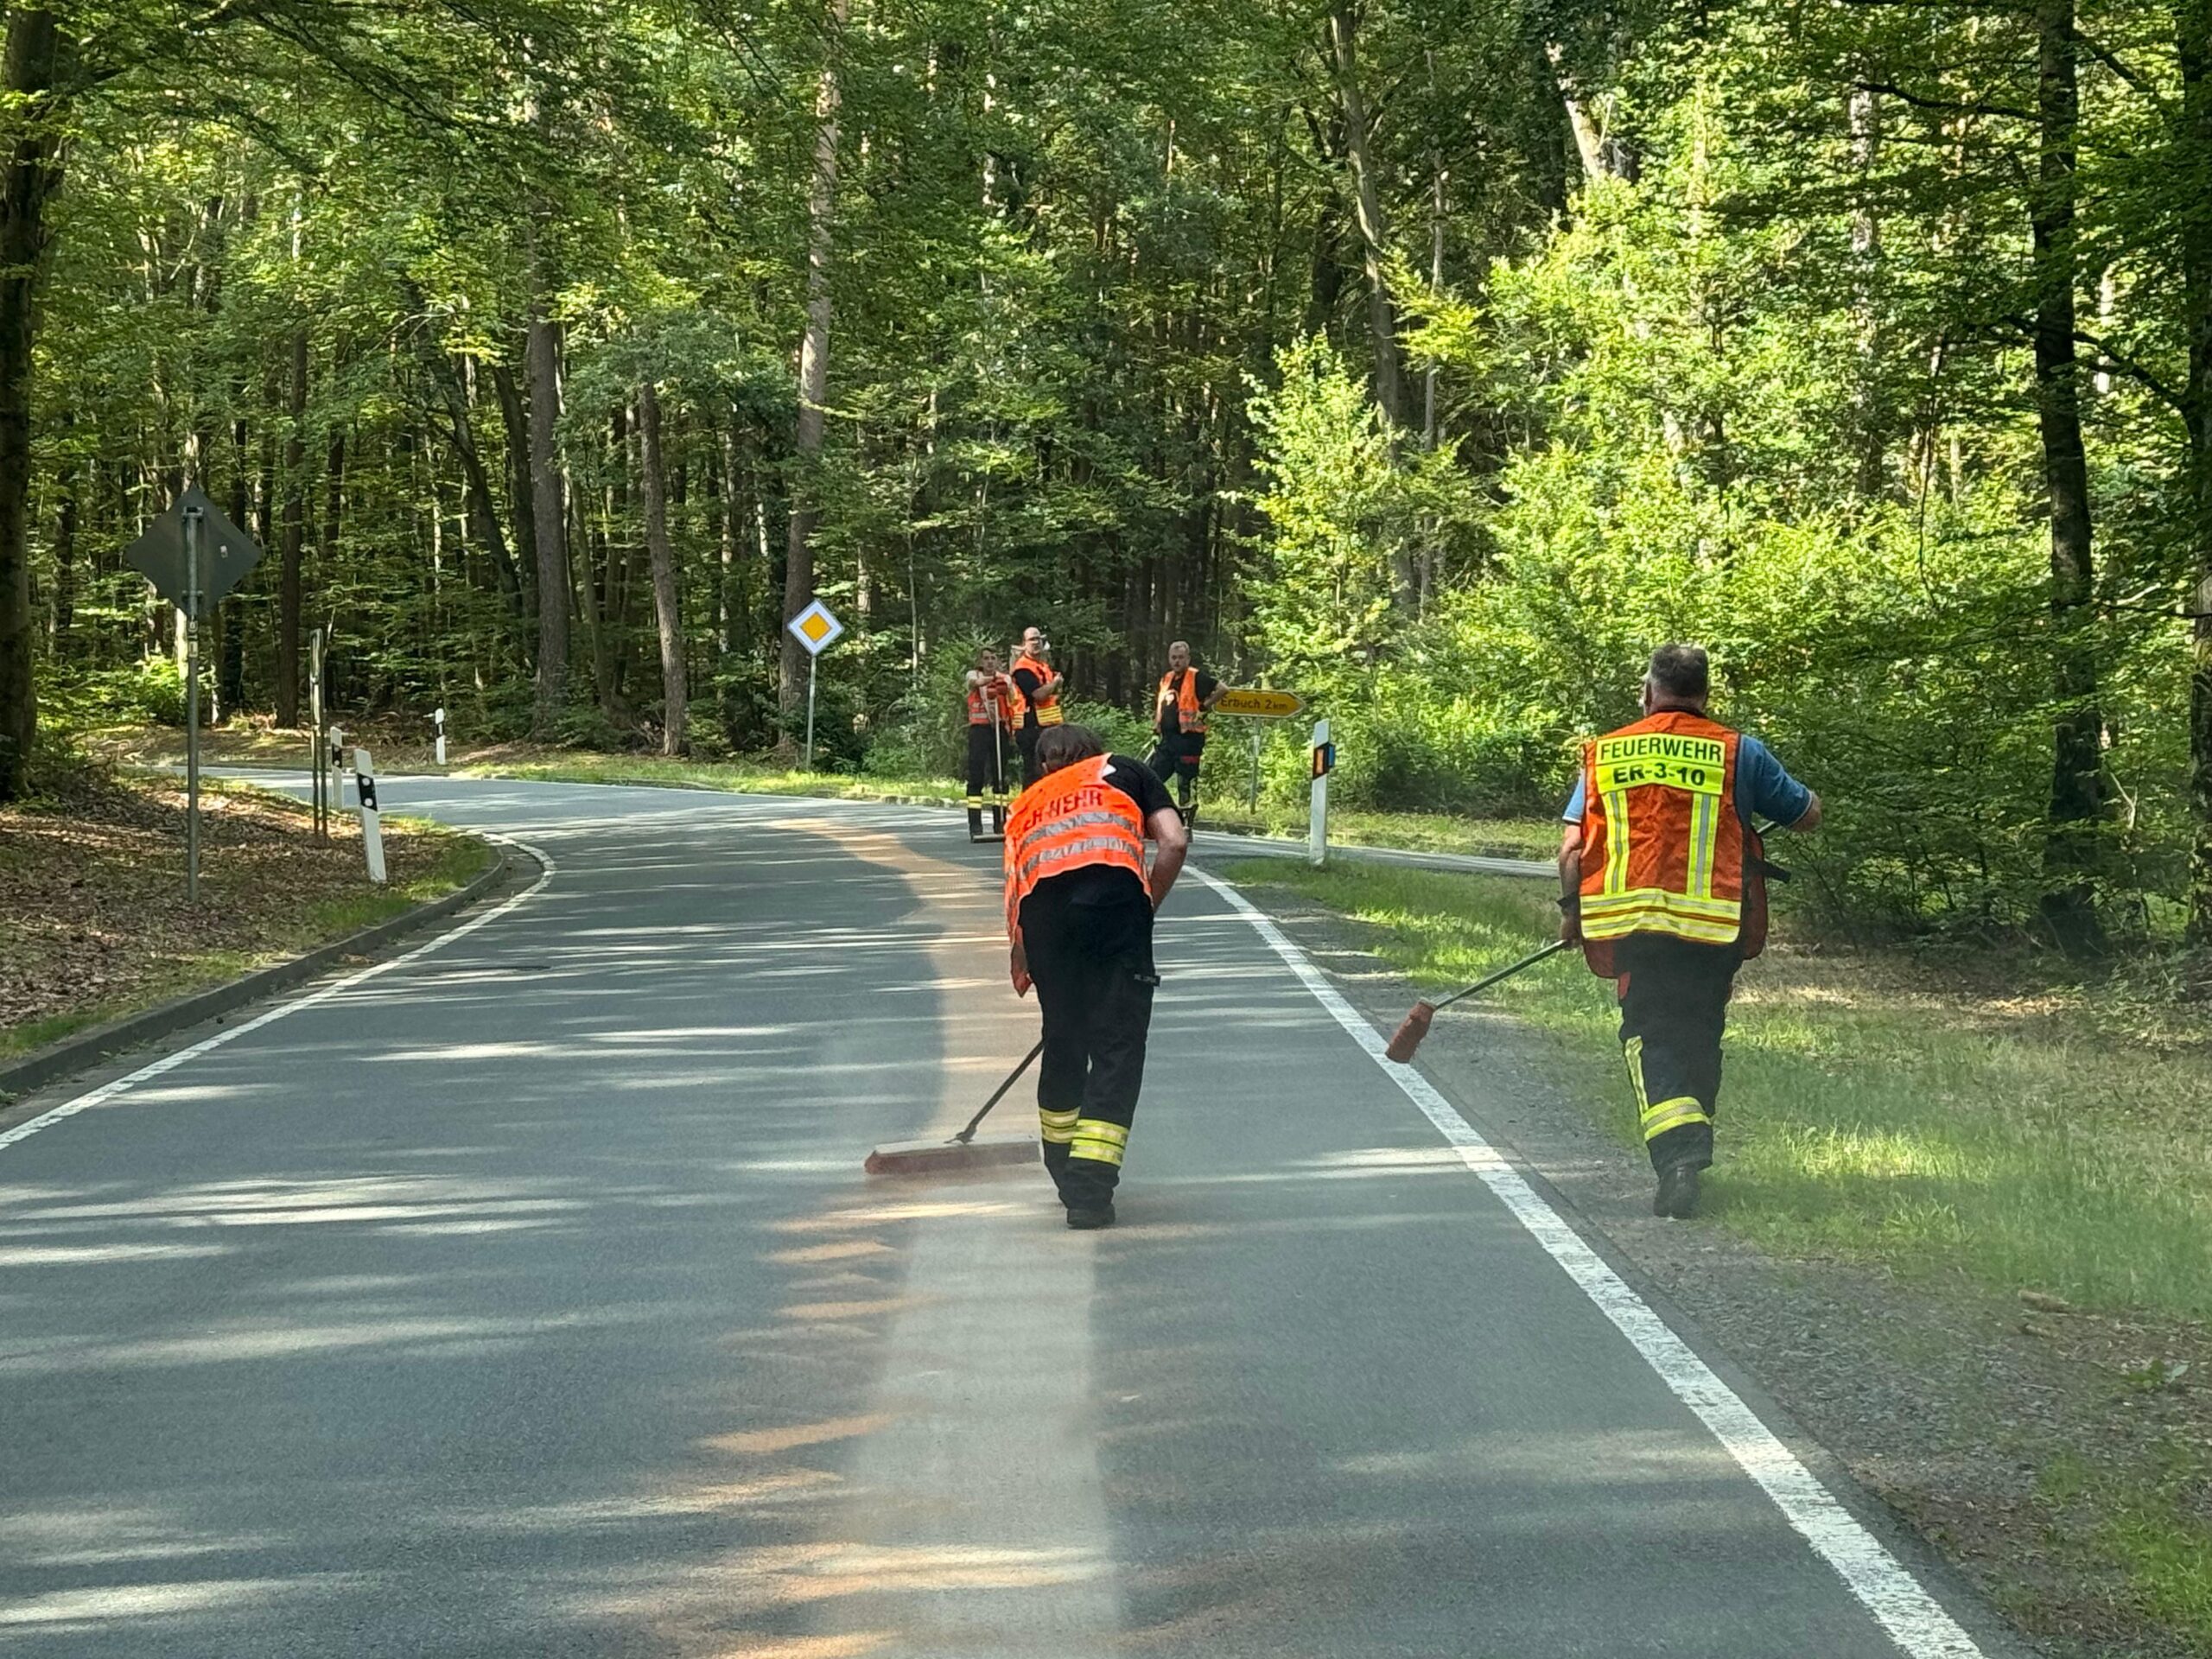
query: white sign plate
[{"left": 787, "top": 599, "right": 845, "bottom": 657}]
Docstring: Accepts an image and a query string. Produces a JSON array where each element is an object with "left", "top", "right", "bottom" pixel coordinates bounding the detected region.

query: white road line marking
[
  {"left": 0, "top": 836, "right": 556, "bottom": 1158},
  {"left": 1188, "top": 868, "right": 1986, "bottom": 1659}
]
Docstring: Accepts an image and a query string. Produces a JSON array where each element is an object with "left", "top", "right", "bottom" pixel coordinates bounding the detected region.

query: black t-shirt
[
  {"left": 1012, "top": 665, "right": 1050, "bottom": 731},
  {"left": 1020, "top": 754, "right": 1175, "bottom": 923},
  {"left": 1155, "top": 669, "right": 1220, "bottom": 740}
]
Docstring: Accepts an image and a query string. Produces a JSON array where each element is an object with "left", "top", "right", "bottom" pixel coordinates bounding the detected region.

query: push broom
[
  {"left": 1382, "top": 938, "right": 1572, "bottom": 1064},
  {"left": 865, "top": 1038, "right": 1045, "bottom": 1174}
]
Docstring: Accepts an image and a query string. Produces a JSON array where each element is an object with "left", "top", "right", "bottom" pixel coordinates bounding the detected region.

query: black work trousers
[
  {"left": 965, "top": 723, "right": 1008, "bottom": 835},
  {"left": 1145, "top": 735, "right": 1205, "bottom": 809},
  {"left": 1016, "top": 723, "right": 1041, "bottom": 790},
  {"left": 1023, "top": 890, "right": 1158, "bottom": 1212},
  {"left": 1614, "top": 934, "right": 1742, "bottom": 1174}
]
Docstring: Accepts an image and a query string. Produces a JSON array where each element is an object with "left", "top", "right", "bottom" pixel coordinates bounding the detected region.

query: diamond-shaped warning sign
[{"left": 786, "top": 599, "right": 845, "bottom": 657}]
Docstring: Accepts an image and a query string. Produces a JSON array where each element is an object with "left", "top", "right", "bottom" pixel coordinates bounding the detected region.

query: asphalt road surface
[{"left": 0, "top": 779, "right": 2020, "bottom": 1658}]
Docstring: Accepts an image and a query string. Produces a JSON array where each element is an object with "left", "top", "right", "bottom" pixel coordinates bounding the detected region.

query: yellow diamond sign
[{"left": 787, "top": 598, "right": 845, "bottom": 657}]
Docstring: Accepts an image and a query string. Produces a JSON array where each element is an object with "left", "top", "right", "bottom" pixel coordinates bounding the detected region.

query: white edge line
[
  {"left": 1187, "top": 867, "right": 1985, "bottom": 1659},
  {"left": 0, "top": 833, "right": 556, "bottom": 1156}
]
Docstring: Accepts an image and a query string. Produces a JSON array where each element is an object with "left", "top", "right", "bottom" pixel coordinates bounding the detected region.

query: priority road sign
[
  {"left": 786, "top": 599, "right": 845, "bottom": 657},
  {"left": 124, "top": 486, "right": 262, "bottom": 617},
  {"left": 1214, "top": 687, "right": 1306, "bottom": 719}
]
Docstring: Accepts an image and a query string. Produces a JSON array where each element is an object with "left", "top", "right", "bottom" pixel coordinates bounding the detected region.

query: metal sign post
[
  {"left": 785, "top": 599, "right": 846, "bottom": 772},
  {"left": 1204, "top": 689, "right": 1309, "bottom": 817},
  {"left": 183, "top": 506, "right": 202, "bottom": 903},
  {"left": 1309, "top": 718, "right": 1334, "bottom": 868},
  {"left": 122, "top": 486, "right": 264, "bottom": 897}
]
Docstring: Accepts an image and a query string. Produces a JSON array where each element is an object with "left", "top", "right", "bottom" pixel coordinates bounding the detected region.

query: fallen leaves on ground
[{"left": 0, "top": 766, "right": 476, "bottom": 1046}]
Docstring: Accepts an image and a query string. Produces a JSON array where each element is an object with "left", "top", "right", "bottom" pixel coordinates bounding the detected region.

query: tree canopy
[{"left": 6, "top": 0, "right": 2211, "bottom": 945}]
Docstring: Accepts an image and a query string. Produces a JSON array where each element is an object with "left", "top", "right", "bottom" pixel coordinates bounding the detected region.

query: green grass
[
  {"left": 2042, "top": 1449, "right": 2212, "bottom": 1646},
  {"left": 1224, "top": 858, "right": 2212, "bottom": 1322},
  {"left": 94, "top": 724, "right": 1562, "bottom": 861}
]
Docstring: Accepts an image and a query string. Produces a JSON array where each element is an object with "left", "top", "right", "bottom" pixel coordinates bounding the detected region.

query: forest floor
[
  {"left": 1223, "top": 858, "right": 2212, "bottom": 1659},
  {"left": 91, "top": 721, "right": 1564, "bottom": 859},
  {"left": 0, "top": 763, "right": 493, "bottom": 1066}
]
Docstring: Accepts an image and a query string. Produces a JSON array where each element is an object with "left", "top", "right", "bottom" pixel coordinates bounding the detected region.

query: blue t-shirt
[{"left": 1562, "top": 733, "right": 1811, "bottom": 830}]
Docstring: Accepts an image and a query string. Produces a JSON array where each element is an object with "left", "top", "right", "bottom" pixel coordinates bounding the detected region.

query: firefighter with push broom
[
  {"left": 1006, "top": 723, "right": 1188, "bottom": 1230},
  {"left": 1558, "top": 645, "right": 1821, "bottom": 1220},
  {"left": 963, "top": 646, "right": 1016, "bottom": 841}
]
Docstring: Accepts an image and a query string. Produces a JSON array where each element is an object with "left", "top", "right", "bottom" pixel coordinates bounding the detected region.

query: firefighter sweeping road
[{"left": 0, "top": 779, "right": 2024, "bottom": 1658}]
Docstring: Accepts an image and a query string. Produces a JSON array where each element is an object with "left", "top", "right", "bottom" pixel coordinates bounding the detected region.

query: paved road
[{"left": 1, "top": 779, "right": 2012, "bottom": 1657}]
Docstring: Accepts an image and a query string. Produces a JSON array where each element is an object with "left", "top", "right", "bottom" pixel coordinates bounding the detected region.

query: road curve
[{"left": 0, "top": 778, "right": 2018, "bottom": 1657}]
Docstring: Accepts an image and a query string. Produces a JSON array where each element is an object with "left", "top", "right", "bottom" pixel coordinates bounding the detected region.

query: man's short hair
[
  {"left": 1035, "top": 724, "right": 1104, "bottom": 772},
  {"left": 1646, "top": 644, "right": 1710, "bottom": 702}
]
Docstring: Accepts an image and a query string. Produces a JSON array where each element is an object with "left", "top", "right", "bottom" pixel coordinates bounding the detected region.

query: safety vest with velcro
[
  {"left": 1012, "top": 652, "right": 1064, "bottom": 727},
  {"left": 1578, "top": 711, "right": 1766, "bottom": 966},
  {"left": 1003, "top": 754, "right": 1146, "bottom": 941},
  {"left": 1156, "top": 669, "right": 1207, "bottom": 738},
  {"left": 967, "top": 673, "right": 1014, "bottom": 727}
]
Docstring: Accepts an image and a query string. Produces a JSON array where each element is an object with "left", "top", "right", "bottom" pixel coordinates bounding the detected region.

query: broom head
[
  {"left": 865, "top": 1130, "right": 1038, "bottom": 1176},
  {"left": 1383, "top": 1001, "right": 1437, "bottom": 1065}
]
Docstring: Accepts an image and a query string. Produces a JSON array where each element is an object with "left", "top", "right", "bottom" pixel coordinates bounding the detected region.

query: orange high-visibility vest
[
  {"left": 1003, "top": 754, "right": 1146, "bottom": 940},
  {"left": 1155, "top": 670, "right": 1207, "bottom": 738},
  {"left": 967, "top": 673, "right": 1014, "bottom": 727},
  {"left": 1011, "top": 652, "right": 1064, "bottom": 727},
  {"left": 1578, "top": 711, "right": 1766, "bottom": 967}
]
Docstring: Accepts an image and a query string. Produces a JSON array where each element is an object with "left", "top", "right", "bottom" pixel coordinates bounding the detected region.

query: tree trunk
[
  {"left": 492, "top": 357, "right": 540, "bottom": 635},
  {"left": 51, "top": 451, "right": 74, "bottom": 640},
  {"left": 321, "top": 428, "right": 344, "bottom": 593},
  {"left": 2033, "top": 0, "right": 2105, "bottom": 953},
  {"left": 276, "top": 323, "right": 307, "bottom": 726},
  {"left": 0, "top": 8, "right": 61, "bottom": 801},
  {"left": 1328, "top": 5, "right": 1415, "bottom": 613},
  {"left": 638, "top": 382, "right": 687, "bottom": 755},
  {"left": 223, "top": 408, "right": 248, "bottom": 709},
  {"left": 782, "top": 0, "right": 849, "bottom": 734},
  {"left": 526, "top": 289, "right": 569, "bottom": 735},
  {"left": 1848, "top": 81, "right": 1886, "bottom": 498},
  {"left": 2181, "top": 0, "right": 2212, "bottom": 940}
]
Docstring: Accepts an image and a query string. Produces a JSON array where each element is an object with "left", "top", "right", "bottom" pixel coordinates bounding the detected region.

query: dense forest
[{"left": 3, "top": 0, "right": 2209, "bottom": 948}]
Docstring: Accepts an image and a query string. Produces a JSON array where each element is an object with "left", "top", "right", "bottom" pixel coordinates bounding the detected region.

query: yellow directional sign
[{"left": 1213, "top": 687, "right": 1306, "bottom": 719}]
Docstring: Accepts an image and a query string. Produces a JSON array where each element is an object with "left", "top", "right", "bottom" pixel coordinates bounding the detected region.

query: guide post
[
  {"left": 1309, "top": 718, "right": 1334, "bottom": 868},
  {"left": 354, "top": 747, "right": 386, "bottom": 884}
]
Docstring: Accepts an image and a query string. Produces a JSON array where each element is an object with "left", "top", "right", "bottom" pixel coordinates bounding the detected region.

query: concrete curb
[{"left": 0, "top": 837, "right": 521, "bottom": 1102}]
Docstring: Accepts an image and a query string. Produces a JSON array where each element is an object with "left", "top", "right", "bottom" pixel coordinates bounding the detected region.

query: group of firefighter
[
  {"left": 974, "top": 637, "right": 1821, "bottom": 1231},
  {"left": 960, "top": 627, "right": 1224, "bottom": 844}
]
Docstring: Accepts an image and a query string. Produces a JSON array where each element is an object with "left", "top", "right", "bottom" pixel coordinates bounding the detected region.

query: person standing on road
[
  {"left": 1009, "top": 626, "right": 1065, "bottom": 789},
  {"left": 1558, "top": 645, "right": 1821, "bottom": 1220},
  {"left": 1006, "top": 723, "right": 1188, "bottom": 1230},
  {"left": 1146, "top": 639, "right": 1225, "bottom": 827},
  {"left": 963, "top": 646, "right": 1017, "bottom": 841}
]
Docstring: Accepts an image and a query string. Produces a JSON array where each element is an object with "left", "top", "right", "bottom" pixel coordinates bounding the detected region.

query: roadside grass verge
[
  {"left": 1221, "top": 858, "right": 2212, "bottom": 1323},
  {"left": 1, "top": 769, "right": 491, "bottom": 1062},
  {"left": 91, "top": 723, "right": 1560, "bottom": 861}
]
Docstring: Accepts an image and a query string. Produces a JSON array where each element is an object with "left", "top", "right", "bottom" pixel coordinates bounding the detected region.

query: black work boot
[
  {"left": 1654, "top": 1163, "right": 1700, "bottom": 1220},
  {"left": 1065, "top": 1203, "right": 1116, "bottom": 1230}
]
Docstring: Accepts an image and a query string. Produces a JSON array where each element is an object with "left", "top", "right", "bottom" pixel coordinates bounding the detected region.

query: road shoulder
[{"left": 1213, "top": 868, "right": 2206, "bottom": 1659}]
